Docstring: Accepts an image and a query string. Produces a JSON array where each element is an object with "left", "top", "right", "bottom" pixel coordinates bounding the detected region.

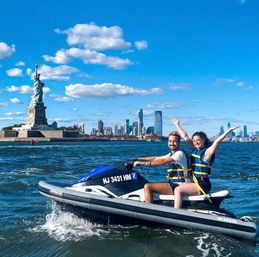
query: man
[{"left": 133, "top": 131, "right": 191, "bottom": 203}]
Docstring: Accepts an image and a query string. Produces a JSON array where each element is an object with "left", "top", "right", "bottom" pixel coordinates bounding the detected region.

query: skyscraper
[
  {"left": 137, "top": 109, "right": 143, "bottom": 137},
  {"left": 114, "top": 123, "right": 118, "bottom": 136},
  {"left": 227, "top": 122, "right": 235, "bottom": 138},
  {"left": 154, "top": 111, "right": 162, "bottom": 136},
  {"left": 243, "top": 125, "right": 248, "bottom": 138},
  {"left": 219, "top": 126, "right": 224, "bottom": 136},
  {"left": 98, "top": 120, "right": 104, "bottom": 134},
  {"left": 125, "top": 119, "right": 130, "bottom": 135}
]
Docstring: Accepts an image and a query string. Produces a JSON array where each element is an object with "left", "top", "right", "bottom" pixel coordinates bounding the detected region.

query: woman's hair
[
  {"left": 168, "top": 131, "right": 181, "bottom": 142},
  {"left": 192, "top": 131, "right": 211, "bottom": 147}
]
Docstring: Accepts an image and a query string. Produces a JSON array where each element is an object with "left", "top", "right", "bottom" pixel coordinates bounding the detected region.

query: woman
[{"left": 172, "top": 117, "right": 239, "bottom": 208}]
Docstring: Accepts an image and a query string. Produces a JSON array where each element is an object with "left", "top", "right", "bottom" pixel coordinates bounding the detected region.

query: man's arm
[{"left": 134, "top": 155, "right": 173, "bottom": 166}]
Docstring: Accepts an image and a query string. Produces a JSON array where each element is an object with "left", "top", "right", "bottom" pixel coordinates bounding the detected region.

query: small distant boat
[{"left": 39, "top": 163, "right": 257, "bottom": 240}]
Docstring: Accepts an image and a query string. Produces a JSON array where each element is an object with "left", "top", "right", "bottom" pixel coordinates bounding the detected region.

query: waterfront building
[
  {"left": 121, "top": 125, "right": 125, "bottom": 136},
  {"left": 114, "top": 123, "right": 119, "bottom": 136},
  {"left": 227, "top": 122, "right": 235, "bottom": 138},
  {"left": 125, "top": 119, "right": 130, "bottom": 135},
  {"left": 98, "top": 120, "right": 104, "bottom": 134},
  {"left": 243, "top": 125, "right": 248, "bottom": 138},
  {"left": 147, "top": 126, "right": 154, "bottom": 134},
  {"left": 219, "top": 126, "right": 224, "bottom": 136},
  {"left": 75, "top": 124, "right": 85, "bottom": 136},
  {"left": 154, "top": 111, "right": 162, "bottom": 136},
  {"left": 137, "top": 109, "right": 143, "bottom": 137},
  {"left": 104, "top": 127, "right": 113, "bottom": 136},
  {"left": 132, "top": 121, "right": 138, "bottom": 136}
]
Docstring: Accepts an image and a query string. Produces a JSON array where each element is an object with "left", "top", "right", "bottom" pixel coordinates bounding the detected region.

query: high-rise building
[
  {"left": 227, "top": 122, "right": 235, "bottom": 138},
  {"left": 219, "top": 126, "right": 224, "bottom": 136},
  {"left": 154, "top": 111, "right": 162, "bottom": 136},
  {"left": 125, "top": 119, "right": 130, "bottom": 135},
  {"left": 114, "top": 123, "right": 118, "bottom": 136},
  {"left": 132, "top": 121, "right": 138, "bottom": 136},
  {"left": 121, "top": 125, "right": 125, "bottom": 135},
  {"left": 137, "top": 109, "right": 143, "bottom": 137},
  {"left": 98, "top": 120, "right": 104, "bottom": 134},
  {"left": 243, "top": 125, "right": 248, "bottom": 138}
]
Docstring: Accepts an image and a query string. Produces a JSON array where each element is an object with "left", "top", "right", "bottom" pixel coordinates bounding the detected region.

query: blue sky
[{"left": 0, "top": 0, "right": 258, "bottom": 136}]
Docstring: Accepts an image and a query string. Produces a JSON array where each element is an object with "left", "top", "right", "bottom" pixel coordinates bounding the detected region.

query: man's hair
[{"left": 168, "top": 131, "right": 180, "bottom": 142}]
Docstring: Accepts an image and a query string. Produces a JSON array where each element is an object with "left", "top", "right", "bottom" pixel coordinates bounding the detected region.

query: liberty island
[{"left": 0, "top": 65, "right": 80, "bottom": 141}]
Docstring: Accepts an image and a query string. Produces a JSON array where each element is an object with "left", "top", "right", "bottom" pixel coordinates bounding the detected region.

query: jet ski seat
[{"left": 157, "top": 190, "right": 230, "bottom": 201}]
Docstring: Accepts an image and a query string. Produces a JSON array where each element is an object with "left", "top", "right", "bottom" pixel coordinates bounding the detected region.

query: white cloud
[
  {"left": 65, "top": 83, "right": 162, "bottom": 98},
  {"left": 0, "top": 117, "right": 13, "bottom": 121},
  {"left": 0, "top": 102, "right": 7, "bottom": 107},
  {"left": 147, "top": 102, "right": 182, "bottom": 109},
  {"left": 212, "top": 78, "right": 253, "bottom": 90},
  {"left": 5, "top": 111, "right": 24, "bottom": 116},
  {"left": 36, "top": 64, "right": 79, "bottom": 81},
  {"left": 43, "top": 23, "right": 147, "bottom": 70},
  {"left": 43, "top": 87, "right": 51, "bottom": 94},
  {"left": 0, "top": 42, "right": 15, "bottom": 59},
  {"left": 134, "top": 40, "right": 148, "bottom": 50},
  {"left": 55, "top": 23, "right": 131, "bottom": 50},
  {"left": 143, "top": 110, "right": 154, "bottom": 116},
  {"left": 6, "top": 85, "right": 32, "bottom": 94},
  {"left": 49, "top": 94, "right": 73, "bottom": 102},
  {"left": 15, "top": 61, "right": 26, "bottom": 66},
  {"left": 44, "top": 48, "right": 132, "bottom": 69},
  {"left": 43, "top": 49, "right": 71, "bottom": 64},
  {"left": 9, "top": 98, "right": 23, "bottom": 104},
  {"left": 6, "top": 68, "right": 23, "bottom": 77},
  {"left": 169, "top": 83, "right": 191, "bottom": 91},
  {"left": 51, "top": 117, "right": 71, "bottom": 122}
]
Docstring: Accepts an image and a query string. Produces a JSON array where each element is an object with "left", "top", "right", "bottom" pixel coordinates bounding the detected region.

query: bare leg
[
  {"left": 144, "top": 182, "right": 175, "bottom": 203},
  {"left": 174, "top": 183, "right": 198, "bottom": 209}
]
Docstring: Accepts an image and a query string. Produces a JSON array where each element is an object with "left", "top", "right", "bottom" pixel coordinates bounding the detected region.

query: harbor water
[{"left": 0, "top": 141, "right": 258, "bottom": 257}]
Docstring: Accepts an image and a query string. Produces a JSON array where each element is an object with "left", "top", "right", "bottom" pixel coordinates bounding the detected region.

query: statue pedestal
[{"left": 27, "top": 102, "right": 48, "bottom": 128}]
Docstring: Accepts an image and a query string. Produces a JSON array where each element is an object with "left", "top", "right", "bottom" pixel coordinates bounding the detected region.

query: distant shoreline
[
  {"left": 0, "top": 137, "right": 163, "bottom": 142},
  {"left": 0, "top": 137, "right": 258, "bottom": 143}
]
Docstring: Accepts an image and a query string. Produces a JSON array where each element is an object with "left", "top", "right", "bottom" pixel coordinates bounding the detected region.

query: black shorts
[
  {"left": 197, "top": 177, "right": 211, "bottom": 193},
  {"left": 168, "top": 180, "right": 180, "bottom": 191}
]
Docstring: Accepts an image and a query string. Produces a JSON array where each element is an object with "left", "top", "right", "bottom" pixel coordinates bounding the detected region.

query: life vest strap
[
  {"left": 191, "top": 153, "right": 201, "bottom": 158},
  {"left": 193, "top": 171, "right": 209, "bottom": 175},
  {"left": 166, "top": 175, "right": 191, "bottom": 180},
  {"left": 192, "top": 163, "right": 212, "bottom": 168},
  {"left": 192, "top": 175, "right": 212, "bottom": 203},
  {"left": 167, "top": 168, "right": 192, "bottom": 173}
]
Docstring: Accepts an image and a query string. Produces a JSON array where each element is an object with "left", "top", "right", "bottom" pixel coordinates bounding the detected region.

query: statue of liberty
[{"left": 32, "top": 64, "right": 44, "bottom": 103}]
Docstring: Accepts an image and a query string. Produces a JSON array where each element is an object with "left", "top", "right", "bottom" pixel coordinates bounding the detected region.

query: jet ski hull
[{"left": 39, "top": 181, "right": 257, "bottom": 240}]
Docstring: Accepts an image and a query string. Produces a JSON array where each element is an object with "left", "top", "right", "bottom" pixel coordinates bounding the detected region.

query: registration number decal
[{"left": 102, "top": 173, "right": 136, "bottom": 185}]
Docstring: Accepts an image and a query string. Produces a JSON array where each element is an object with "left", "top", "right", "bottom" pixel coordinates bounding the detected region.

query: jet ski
[{"left": 38, "top": 162, "right": 257, "bottom": 240}]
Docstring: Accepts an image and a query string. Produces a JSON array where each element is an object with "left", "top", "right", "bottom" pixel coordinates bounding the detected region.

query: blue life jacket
[
  {"left": 190, "top": 147, "right": 215, "bottom": 178},
  {"left": 166, "top": 150, "right": 192, "bottom": 183}
]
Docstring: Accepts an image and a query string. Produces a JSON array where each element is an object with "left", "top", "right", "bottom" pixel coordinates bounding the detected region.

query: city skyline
[
  {"left": 0, "top": 1, "right": 258, "bottom": 137},
  {"left": 91, "top": 109, "right": 162, "bottom": 137}
]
